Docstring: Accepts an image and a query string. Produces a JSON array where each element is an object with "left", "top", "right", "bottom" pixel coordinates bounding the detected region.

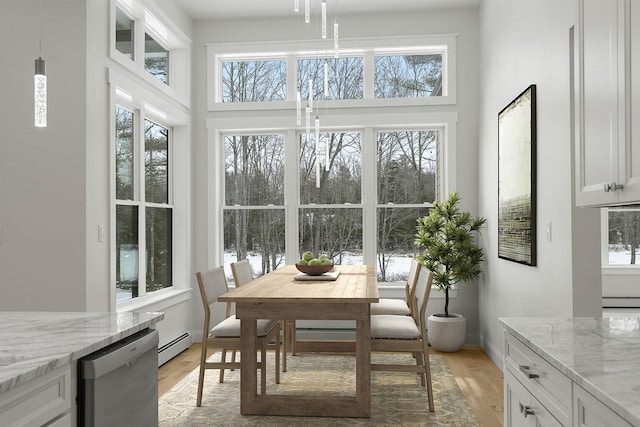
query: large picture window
[{"left": 211, "top": 37, "right": 455, "bottom": 284}]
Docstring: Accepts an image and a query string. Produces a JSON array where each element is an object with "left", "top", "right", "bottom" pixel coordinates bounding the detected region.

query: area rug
[{"left": 159, "top": 352, "right": 479, "bottom": 426}]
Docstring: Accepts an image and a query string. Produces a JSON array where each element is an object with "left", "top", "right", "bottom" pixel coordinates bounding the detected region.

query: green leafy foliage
[{"left": 414, "top": 192, "right": 486, "bottom": 317}]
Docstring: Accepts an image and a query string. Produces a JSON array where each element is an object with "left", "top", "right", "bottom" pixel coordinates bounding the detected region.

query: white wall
[
  {"left": 477, "top": 0, "right": 602, "bottom": 364},
  {"left": 190, "top": 7, "right": 483, "bottom": 342}
]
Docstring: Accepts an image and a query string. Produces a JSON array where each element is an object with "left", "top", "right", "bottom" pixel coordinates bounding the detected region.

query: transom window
[
  {"left": 112, "top": 0, "right": 191, "bottom": 105},
  {"left": 208, "top": 35, "right": 455, "bottom": 107}
]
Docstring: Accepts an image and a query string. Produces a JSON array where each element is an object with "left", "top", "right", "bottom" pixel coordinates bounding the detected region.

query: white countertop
[
  {"left": 0, "top": 311, "right": 164, "bottom": 394},
  {"left": 500, "top": 317, "right": 640, "bottom": 427}
]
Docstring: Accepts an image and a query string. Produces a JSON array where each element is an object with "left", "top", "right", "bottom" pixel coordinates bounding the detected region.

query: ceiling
[{"left": 172, "top": 0, "right": 481, "bottom": 20}]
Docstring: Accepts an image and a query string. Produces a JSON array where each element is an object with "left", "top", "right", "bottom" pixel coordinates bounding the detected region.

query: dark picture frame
[{"left": 498, "top": 85, "right": 537, "bottom": 266}]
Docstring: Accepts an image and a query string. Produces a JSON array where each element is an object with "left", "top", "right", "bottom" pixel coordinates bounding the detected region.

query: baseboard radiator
[{"left": 158, "top": 331, "right": 192, "bottom": 366}]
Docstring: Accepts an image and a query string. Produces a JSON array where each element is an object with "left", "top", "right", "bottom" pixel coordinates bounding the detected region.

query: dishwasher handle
[{"left": 79, "top": 328, "right": 158, "bottom": 380}]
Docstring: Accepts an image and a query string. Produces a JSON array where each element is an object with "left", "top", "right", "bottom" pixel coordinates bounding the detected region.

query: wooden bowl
[{"left": 295, "top": 263, "right": 334, "bottom": 276}]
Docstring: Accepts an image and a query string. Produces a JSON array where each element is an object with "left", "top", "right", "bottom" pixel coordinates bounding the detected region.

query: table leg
[
  {"left": 240, "top": 317, "right": 258, "bottom": 414},
  {"left": 355, "top": 312, "right": 372, "bottom": 416}
]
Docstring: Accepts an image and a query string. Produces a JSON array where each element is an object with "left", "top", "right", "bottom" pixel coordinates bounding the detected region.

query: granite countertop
[
  {"left": 500, "top": 317, "right": 640, "bottom": 427},
  {"left": 0, "top": 311, "right": 164, "bottom": 394}
]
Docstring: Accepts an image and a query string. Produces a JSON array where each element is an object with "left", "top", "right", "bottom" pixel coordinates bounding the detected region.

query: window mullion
[
  {"left": 363, "top": 51, "right": 374, "bottom": 99},
  {"left": 362, "top": 127, "right": 376, "bottom": 265},
  {"left": 285, "top": 129, "right": 299, "bottom": 262},
  {"left": 137, "top": 110, "right": 147, "bottom": 298}
]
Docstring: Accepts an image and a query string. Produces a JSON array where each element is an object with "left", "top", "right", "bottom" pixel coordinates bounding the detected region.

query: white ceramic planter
[{"left": 427, "top": 313, "right": 466, "bottom": 352}]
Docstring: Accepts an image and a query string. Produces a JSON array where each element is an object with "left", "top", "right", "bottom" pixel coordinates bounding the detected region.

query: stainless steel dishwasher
[{"left": 78, "top": 328, "right": 159, "bottom": 427}]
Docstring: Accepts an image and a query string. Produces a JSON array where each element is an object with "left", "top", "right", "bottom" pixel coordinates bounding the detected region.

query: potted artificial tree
[{"left": 414, "top": 192, "right": 486, "bottom": 352}]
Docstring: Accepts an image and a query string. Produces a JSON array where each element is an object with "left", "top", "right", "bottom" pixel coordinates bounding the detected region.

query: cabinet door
[
  {"left": 574, "top": 383, "right": 632, "bottom": 427},
  {"left": 620, "top": 0, "right": 640, "bottom": 203},
  {"left": 505, "top": 369, "right": 534, "bottom": 427},
  {"left": 576, "top": 0, "right": 624, "bottom": 206},
  {"left": 505, "top": 369, "right": 563, "bottom": 427}
]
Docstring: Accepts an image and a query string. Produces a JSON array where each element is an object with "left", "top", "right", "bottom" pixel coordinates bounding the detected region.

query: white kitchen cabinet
[
  {"left": 0, "top": 365, "right": 71, "bottom": 427},
  {"left": 503, "top": 328, "right": 638, "bottom": 427},
  {"left": 573, "top": 382, "right": 632, "bottom": 427},
  {"left": 575, "top": 0, "right": 640, "bottom": 206},
  {"left": 505, "top": 369, "right": 563, "bottom": 427},
  {"left": 503, "top": 333, "right": 570, "bottom": 427}
]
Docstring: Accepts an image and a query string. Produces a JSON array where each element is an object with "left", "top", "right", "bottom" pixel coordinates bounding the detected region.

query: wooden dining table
[{"left": 218, "top": 264, "right": 378, "bottom": 417}]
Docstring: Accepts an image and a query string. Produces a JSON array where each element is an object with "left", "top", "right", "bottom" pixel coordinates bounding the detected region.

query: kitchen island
[
  {"left": 0, "top": 311, "right": 163, "bottom": 426},
  {"left": 500, "top": 317, "right": 640, "bottom": 427}
]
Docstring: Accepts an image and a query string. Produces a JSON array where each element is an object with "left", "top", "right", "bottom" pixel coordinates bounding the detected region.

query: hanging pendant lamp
[{"left": 34, "top": 57, "right": 47, "bottom": 127}]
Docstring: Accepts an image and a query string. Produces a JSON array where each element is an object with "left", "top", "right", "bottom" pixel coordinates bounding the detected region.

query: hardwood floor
[{"left": 158, "top": 343, "right": 504, "bottom": 426}]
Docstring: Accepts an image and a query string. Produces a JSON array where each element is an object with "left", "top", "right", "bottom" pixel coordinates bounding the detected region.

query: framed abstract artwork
[{"left": 498, "top": 85, "right": 537, "bottom": 266}]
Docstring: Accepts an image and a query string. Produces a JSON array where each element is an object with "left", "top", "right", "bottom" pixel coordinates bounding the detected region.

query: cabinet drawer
[
  {"left": 504, "top": 333, "right": 571, "bottom": 426},
  {"left": 574, "top": 382, "right": 632, "bottom": 427},
  {"left": 0, "top": 365, "right": 71, "bottom": 427}
]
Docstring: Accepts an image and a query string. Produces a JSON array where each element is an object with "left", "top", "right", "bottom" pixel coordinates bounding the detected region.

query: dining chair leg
[
  {"left": 260, "top": 341, "right": 267, "bottom": 394},
  {"left": 231, "top": 349, "right": 237, "bottom": 371},
  {"left": 196, "top": 346, "right": 207, "bottom": 407},
  {"left": 421, "top": 338, "right": 434, "bottom": 412},
  {"left": 290, "top": 320, "right": 297, "bottom": 355},
  {"left": 282, "top": 322, "right": 288, "bottom": 372},
  {"left": 275, "top": 325, "right": 281, "bottom": 384},
  {"left": 219, "top": 349, "right": 227, "bottom": 383}
]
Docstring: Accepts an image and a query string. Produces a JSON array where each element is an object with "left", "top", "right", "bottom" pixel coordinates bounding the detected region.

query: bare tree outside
[
  {"left": 608, "top": 210, "right": 640, "bottom": 265},
  {"left": 222, "top": 60, "right": 286, "bottom": 102},
  {"left": 377, "top": 131, "right": 438, "bottom": 281},
  {"left": 375, "top": 54, "right": 443, "bottom": 98},
  {"left": 144, "top": 34, "right": 168, "bottom": 85},
  {"left": 224, "top": 135, "right": 286, "bottom": 276},
  {"left": 144, "top": 120, "right": 171, "bottom": 292},
  {"left": 114, "top": 109, "right": 172, "bottom": 300},
  {"left": 299, "top": 132, "right": 362, "bottom": 263},
  {"left": 298, "top": 57, "right": 363, "bottom": 100}
]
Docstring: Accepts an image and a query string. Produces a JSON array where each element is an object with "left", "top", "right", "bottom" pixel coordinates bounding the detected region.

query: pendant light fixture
[
  {"left": 34, "top": 57, "right": 47, "bottom": 127},
  {"left": 294, "top": 0, "right": 340, "bottom": 188},
  {"left": 321, "top": 0, "right": 327, "bottom": 39},
  {"left": 34, "top": 0, "right": 46, "bottom": 127}
]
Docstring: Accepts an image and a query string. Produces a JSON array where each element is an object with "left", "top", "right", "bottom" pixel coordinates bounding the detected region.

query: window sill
[
  {"left": 378, "top": 282, "right": 455, "bottom": 299},
  {"left": 117, "top": 288, "right": 192, "bottom": 313},
  {"left": 602, "top": 266, "right": 640, "bottom": 275}
]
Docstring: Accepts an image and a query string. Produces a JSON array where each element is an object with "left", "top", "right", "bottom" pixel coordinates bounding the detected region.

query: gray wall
[{"left": 477, "top": 0, "right": 602, "bottom": 364}]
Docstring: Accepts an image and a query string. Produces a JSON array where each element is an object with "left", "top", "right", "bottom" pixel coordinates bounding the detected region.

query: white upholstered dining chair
[
  {"left": 370, "top": 258, "right": 421, "bottom": 316},
  {"left": 195, "top": 266, "right": 281, "bottom": 406},
  {"left": 230, "top": 259, "right": 294, "bottom": 372},
  {"left": 370, "top": 266, "right": 435, "bottom": 412}
]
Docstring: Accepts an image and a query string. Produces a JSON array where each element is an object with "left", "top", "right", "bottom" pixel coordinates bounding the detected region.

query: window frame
[
  {"left": 109, "top": 68, "right": 190, "bottom": 310},
  {"left": 206, "top": 35, "right": 457, "bottom": 111},
  {"left": 110, "top": 0, "right": 191, "bottom": 108}
]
